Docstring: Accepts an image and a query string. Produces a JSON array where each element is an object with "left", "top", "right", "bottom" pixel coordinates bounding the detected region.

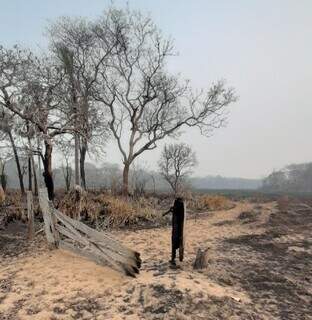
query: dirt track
[{"left": 0, "top": 199, "right": 312, "bottom": 319}]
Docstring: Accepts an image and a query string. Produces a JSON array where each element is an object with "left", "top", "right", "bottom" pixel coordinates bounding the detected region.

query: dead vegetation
[
  {"left": 187, "top": 194, "right": 233, "bottom": 212},
  {"left": 0, "top": 196, "right": 311, "bottom": 319},
  {"left": 55, "top": 191, "right": 233, "bottom": 229},
  {"left": 57, "top": 191, "right": 159, "bottom": 228},
  {"left": 0, "top": 190, "right": 235, "bottom": 233}
]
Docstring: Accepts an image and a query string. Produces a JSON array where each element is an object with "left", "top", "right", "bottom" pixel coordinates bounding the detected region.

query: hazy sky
[{"left": 1, "top": 0, "right": 312, "bottom": 179}]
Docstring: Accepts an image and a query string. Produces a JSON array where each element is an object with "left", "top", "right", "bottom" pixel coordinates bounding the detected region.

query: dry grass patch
[
  {"left": 188, "top": 194, "right": 233, "bottom": 212},
  {"left": 2, "top": 190, "right": 26, "bottom": 221},
  {"left": 59, "top": 192, "right": 158, "bottom": 228}
]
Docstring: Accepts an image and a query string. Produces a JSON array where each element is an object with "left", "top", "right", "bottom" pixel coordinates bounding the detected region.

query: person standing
[{"left": 163, "top": 197, "right": 185, "bottom": 266}]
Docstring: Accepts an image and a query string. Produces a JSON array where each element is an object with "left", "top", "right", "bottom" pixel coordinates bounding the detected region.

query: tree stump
[{"left": 193, "top": 248, "right": 209, "bottom": 270}]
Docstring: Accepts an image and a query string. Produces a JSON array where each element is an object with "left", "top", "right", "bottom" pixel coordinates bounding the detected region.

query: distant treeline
[
  {"left": 262, "top": 162, "right": 312, "bottom": 193},
  {"left": 3, "top": 157, "right": 262, "bottom": 192}
]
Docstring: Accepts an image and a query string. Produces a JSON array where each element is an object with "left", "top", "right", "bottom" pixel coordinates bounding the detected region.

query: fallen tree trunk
[{"left": 38, "top": 188, "right": 141, "bottom": 277}]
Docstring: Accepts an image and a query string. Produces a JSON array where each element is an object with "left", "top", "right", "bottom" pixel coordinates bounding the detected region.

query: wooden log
[
  {"left": 55, "top": 207, "right": 141, "bottom": 274},
  {"left": 55, "top": 216, "right": 139, "bottom": 275},
  {"left": 59, "top": 240, "right": 137, "bottom": 277},
  {"left": 39, "top": 187, "right": 141, "bottom": 276},
  {"left": 39, "top": 188, "right": 58, "bottom": 247},
  {"left": 57, "top": 224, "right": 129, "bottom": 275},
  {"left": 53, "top": 207, "right": 139, "bottom": 260},
  {"left": 59, "top": 240, "right": 107, "bottom": 267},
  {"left": 92, "top": 238, "right": 140, "bottom": 269},
  {"left": 56, "top": 224, "right": 89, "bottom": 247},
  {"left": 193, "top": 248, "right": 209, "bottom": 270},
  {"left": 27, "top": 191, "right": 35, "bottom": 240}
]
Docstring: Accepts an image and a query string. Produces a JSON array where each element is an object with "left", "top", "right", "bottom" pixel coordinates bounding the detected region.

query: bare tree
[
  {"left": 1, "top": 47, "right": 75, "bottom": 199},
  {"left": 47, "top": 17, "right": 113, "bottom": 190},
  {"left": 93, "top": 8, "right": 237, "bottom": 195},
  {"left": 0, "top": 110, "right": 26, "bottom": 195},
  {"left": 158, "top": 143, "right": 197, "bottom": 195},
  {"left": 0, "top": 46, "right": 31, "bottom": 194},
  {"left": 131, "top": 162, "right": 150, "bottom": 197}
]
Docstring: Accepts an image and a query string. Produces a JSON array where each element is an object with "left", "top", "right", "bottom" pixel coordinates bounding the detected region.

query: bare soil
[{"left": 0, "top": 199, "right": 311, "bottom": 319}]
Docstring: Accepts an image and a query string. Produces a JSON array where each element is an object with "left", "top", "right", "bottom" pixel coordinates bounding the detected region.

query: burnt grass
[
  {"left": 126, "top": 283, "right": 261, "bottom": 320},
  {"left": 208, "top": 198, "right": 312, "bottom": 319}
]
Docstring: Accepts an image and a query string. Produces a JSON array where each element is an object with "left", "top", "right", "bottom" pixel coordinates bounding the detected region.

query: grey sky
[{"left": 1, "top": 0, "right": 312, "bottom": 179}]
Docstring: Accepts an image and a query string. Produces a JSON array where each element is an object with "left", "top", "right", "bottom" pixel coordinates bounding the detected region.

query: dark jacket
[{"left": 171, "top": 198, "right": 185, "bottom": 250}]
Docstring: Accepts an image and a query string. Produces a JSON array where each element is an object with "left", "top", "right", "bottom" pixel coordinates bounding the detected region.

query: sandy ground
[{"left": 0, "top": 199, "right": 311, "bottom": 319}]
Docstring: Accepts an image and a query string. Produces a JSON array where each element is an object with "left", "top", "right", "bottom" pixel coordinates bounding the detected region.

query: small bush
[{"left": 100, "top": 195, "right": 136, "bottom": 226}]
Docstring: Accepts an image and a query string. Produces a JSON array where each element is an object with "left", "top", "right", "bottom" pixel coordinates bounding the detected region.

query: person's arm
[{"left": 162, "top": 207, "right": 173, "bottom": 217}]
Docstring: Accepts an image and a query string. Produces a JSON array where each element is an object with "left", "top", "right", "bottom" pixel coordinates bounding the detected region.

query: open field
[{"left": 0, "top": 196, "right": 312, "bottom": 319}]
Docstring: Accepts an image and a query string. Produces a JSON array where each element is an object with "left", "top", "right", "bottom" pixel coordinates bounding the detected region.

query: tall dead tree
[
  {"left": 55, "top": 45, "right": 81, "bottom": 187},
  {"left": 93, "top": 8, "right": 237, "bottom": 195},
  {"left": 0, "top": 112, "right": 26, "bottom": 196},
  {"left": 0, "top": 46, "right": 29, "bottom": 195},
  {"left": 1, "top": 47, "right": 75, "bottom": 200},
  {"left": 47, "top": 17, "right": 112, "bottom": 190}
]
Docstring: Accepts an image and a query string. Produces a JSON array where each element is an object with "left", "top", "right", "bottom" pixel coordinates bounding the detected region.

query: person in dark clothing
[{"left": 163, "top": 197, "right": 185, "bottom": 266}]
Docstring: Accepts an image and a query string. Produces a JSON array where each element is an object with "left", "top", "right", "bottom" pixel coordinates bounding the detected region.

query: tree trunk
[
  {"left": 64, "top": 163, "right": 71, "bottom": 192},
  {"left": 65, "top": 170, "right": 70, "bottom": 192},
  {"left": 31, "top": 155, "right": 38, "bottom": 196},
  {"left": 28, "top": 157, "right": 32, "bottom": 191},
  {"left": 74, "top": 133, "right": 80, "bottom": 187},
  {"left": 80, "top": 142, "right": 87, "bottom": 190},
  {"left": 0, "top": 162, "right": 7, "bottom": 191},
  {"left": 122, "top": 162, "right": 130, "bottom": 196},
  {"left": 43, "top": 140, "right": 54, "bottom": 200},
  {"left": 26, "top": 123, "right": 32, "bottom": 192},
  {"left": 8, "top": 130, "right": 25, "bottom": 195}
]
